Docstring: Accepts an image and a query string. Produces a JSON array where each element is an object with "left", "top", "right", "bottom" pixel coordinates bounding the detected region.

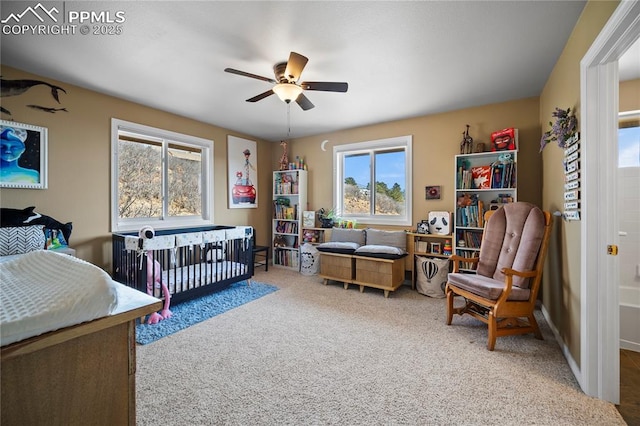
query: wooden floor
[{"left": 618, "top": 349, "right": 640, "bottom": 425}]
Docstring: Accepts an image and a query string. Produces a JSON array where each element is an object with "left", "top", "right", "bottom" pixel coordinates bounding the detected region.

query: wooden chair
[{"left": 445, "top": 202, "right": 552, "bottom": 350}]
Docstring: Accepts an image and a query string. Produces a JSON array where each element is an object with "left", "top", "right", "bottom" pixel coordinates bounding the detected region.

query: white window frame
[
  {"left": 111, "top": 118, "right": 214, "bottom": 232},
  {"left": 333, "top": 135, "right": 412, "bottom": 226}
]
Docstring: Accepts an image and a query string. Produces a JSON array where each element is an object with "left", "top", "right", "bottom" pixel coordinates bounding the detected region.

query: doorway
[{"left": 580, "top": 0, "right": 640, "bottom": 404}]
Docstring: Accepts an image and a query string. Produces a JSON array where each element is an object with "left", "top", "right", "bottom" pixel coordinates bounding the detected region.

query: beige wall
[
  {"left": 620, "top": 79, "right": 640, "bottom": 112},
  {"left": 284, "top": 97, "right": 542, "bottom": 228},
  {"left": 538, "top": 0, "right": 619, "bottom": 364},
  {"left": 0, "top": 65, "right": 274, "bottom": 270}
]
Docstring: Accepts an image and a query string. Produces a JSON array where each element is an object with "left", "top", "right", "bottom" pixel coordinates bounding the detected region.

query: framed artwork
[
  {"left": 302, "top": 211, "right": 316, "bottom": 227},
  {"left": 1, "top": 120, "right": 48, "bottom": 189},
  {"left": 430, "top": 242, "right": 442, "bottom": 254},
  {"left": 425, "top": 185, "right": 441, "bottom": 200},
  {"left": 228, "top": 136, "right": 258, "bottom": 208}
]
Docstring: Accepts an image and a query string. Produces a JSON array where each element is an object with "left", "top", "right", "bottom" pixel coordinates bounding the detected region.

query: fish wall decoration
[{"left": 1, "top": 77, "right": 68, "bottom": 116}]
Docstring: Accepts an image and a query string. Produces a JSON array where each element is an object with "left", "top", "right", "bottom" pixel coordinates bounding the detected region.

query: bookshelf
[
  {"left": 272, "top": 170, "right": 307, "bottom": 270},
  {"left": 454, "top": 149, "right": 517, "bottom": 272}
]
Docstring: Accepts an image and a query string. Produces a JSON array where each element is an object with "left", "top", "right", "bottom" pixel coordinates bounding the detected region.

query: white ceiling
[{"left": 2, "top": 1, "right": 634, "bottom": 142}]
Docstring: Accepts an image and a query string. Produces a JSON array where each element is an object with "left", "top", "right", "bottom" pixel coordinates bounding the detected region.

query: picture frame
[
  {"left": 416, "top": 221, "right": 429, "bottom": 234},
  {"left": 302, "top": 211, "right": 316, "bottom": 227},
  {"left": 1, "top": 120, "right": 48, "bottom": 189},
  {"left": 425, "top": 185, "right": 441, "bottom": 200},
  {"left": 430, "top": 242, "right": 441, "bottom": 255},
  {"left": 227, "top": 135, "right": 258, "bottom": 208}
]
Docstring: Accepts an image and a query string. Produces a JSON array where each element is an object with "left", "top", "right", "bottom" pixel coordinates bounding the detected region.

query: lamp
[{"left": 273, "top": 83, "right": 303, "bottom": 103}]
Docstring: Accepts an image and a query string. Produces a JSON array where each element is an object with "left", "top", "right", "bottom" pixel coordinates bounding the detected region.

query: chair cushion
[
  {"left": 448, "top": 272, "right": 530, "bottom": 301},
  {"left": 477, "top": 202, "right": 545, "bottom": 289},
  {"left": 316, "top": 241, "right": 360, "bottom": 254},
  {"left": 364, "top": 228, "right": 407, "bottom": 251},
  {"left": 330, "top": 228, "right": 366, "bottom": 245}
]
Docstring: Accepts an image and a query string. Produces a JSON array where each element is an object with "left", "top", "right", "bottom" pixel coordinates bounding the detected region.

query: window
[
  {"left": 111, "top": 119, "right": 213, "bottom": 232},
  {"left": 334, "top": 135, "right": 412, "bottom": 226},
  {"left": 619, "top": 111, "right": 640, "bottom": 168}
]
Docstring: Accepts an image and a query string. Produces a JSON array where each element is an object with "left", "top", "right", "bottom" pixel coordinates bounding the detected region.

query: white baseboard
[
  {"left": 620, "top": 339, "right": 640, "bottom": 352},
  {"left": 541, "top": 305, "right": 583, "bottom": 390}
]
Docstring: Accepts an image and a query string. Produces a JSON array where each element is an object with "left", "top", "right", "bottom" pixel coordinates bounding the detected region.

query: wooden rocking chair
[{"left": 445, "top": 202, "right": 552, "bottom": 351}]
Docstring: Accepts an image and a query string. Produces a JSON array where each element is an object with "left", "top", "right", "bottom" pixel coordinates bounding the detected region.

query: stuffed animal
[{"left": 139, "top": 227, "right": 172, "bottom": 324}]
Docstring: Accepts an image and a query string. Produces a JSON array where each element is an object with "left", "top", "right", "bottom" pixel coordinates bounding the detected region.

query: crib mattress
[
  {"left": 163, "top": 261, "right": 247, "bottom": 293},
  {"left": 0, "top": 250, "right": 119, "bottom": 346}
]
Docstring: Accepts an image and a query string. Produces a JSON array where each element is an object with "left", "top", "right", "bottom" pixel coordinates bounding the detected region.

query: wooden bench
[{"left": 319, "top": 252, "right": 406, "bottom": 298}]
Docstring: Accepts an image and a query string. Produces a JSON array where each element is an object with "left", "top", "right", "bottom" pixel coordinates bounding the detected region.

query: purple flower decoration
[{"left": 540, "top": 107, "right": 578, "bottom": 152}]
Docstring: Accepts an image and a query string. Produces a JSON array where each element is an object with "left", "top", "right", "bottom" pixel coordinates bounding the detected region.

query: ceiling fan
[{"left": 224, "top": 51, "right": 348, "bottom": 111}]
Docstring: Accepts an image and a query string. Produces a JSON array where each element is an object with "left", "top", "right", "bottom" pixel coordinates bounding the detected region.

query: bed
[{"left": 0, "top": 250, "right": 161, "bottom": 425}]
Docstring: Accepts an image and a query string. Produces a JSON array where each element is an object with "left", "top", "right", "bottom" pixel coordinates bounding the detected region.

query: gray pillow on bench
[{"left": 364, "top": 229, "right": 407, "bottom": 251}]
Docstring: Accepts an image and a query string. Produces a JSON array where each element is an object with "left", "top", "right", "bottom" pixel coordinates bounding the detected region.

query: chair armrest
[
  {"left": 449, "top": 254, "right": 478, "bottom": 273},
  {"left": 501, "top": 267, "right": 537, "bottom": 278}
]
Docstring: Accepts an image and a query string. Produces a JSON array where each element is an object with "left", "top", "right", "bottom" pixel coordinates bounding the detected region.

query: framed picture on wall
[
  {"left": 425, "top": 185, "right": 441, "bottom": 200},
  {"left": 0, "top": 120, "right": 48, "bottom": 189},
  {"left": 227, "top": 135, "right": 258, "bottom": 209}
]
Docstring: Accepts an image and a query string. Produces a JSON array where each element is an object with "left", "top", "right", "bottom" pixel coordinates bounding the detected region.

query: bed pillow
[
  {"left": 0, "top": 207, "right": 72, "bottom": 243},
  {"left": 364, "top": 229, "right": 407, "bottom": 250},
  {"left": 330, "top": 228, "right": 366, "bottom": 245},
  {"left": 0, "top": 225, "right": 46, "bottom": 256},
  {"left": 44, "top": 228, "right": 68, "bottom": 250},
  {"left": 415, "top": 256, "right": 449, "bottom": 298}
]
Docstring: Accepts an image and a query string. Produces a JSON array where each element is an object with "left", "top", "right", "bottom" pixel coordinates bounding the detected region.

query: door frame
[{"left": 580, "top": 0, "right": 640, "bottom": 404}]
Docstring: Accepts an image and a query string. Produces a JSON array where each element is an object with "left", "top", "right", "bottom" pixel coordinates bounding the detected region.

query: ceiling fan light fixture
[{"left": 273, "top": 83, "right": 303, "bottom": 103}]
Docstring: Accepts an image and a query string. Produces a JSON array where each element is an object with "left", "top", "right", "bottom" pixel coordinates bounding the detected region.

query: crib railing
[{"left": 112, "top": 226, "right": 254, "bottom": 305}]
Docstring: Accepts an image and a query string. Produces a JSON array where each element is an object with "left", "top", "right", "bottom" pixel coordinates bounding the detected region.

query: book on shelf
[
  {"left": 471, "top": 166, "right": 491, "bottom": 189},
  {"left": 456, "top": 194, "right": 485, "bottom": 228},
  {"left": 273, "top": 203, "right": 298, "bottom": 220}
]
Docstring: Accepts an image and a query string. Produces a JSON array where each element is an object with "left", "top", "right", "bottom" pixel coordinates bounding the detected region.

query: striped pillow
[{"left": 0, "top": 225, "right": 46, "bottom": 256}]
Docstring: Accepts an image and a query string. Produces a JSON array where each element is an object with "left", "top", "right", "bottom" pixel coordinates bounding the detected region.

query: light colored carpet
[{"left": 136, "top": 268, "right": 625, "bottom": 425}]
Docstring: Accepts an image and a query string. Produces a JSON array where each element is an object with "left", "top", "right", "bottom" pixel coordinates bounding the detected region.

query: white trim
[
  {"left": 580, "top": 0, "right": 640, "bottom": 404},
  {"left": 110, "top": 118, "right": 214, "bottom": 232},
  {"left": 333, "top": 135, "right": 413, "bottom": 226},
  {"left": 542, "top": 305, "right": 582, "bottom": 387}
]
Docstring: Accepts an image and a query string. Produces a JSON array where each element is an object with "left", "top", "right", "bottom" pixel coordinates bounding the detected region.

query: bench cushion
[
  {"left": 354, "top": 245, "right": 408, "bottom": 259},
  {"left": 317, "top": 241, "right": 360, "bottom": 254}
]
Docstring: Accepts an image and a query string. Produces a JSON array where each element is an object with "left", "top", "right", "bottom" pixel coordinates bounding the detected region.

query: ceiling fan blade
[
  {"left": 284, "top": 52, "right": 308, "bottom": 82},
  {"left": 301, "top": 81, "right": 348, "bottom": 92},
  {"left": 296, "top": 93, "right": 315, "bottom": 111},
  {"left": 225, "top": 68, "right": 276, "bottom": 84},
  {"left": 246, "top": 90, "right": 274, "bottom": 102}
]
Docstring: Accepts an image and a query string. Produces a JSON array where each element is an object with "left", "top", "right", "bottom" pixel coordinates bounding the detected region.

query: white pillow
[
  {"left": 415, "top": 256, "right": 449, "bottom": 298},
  {"left": 0, "top": 225, "right": 46, "bottom": 256}
]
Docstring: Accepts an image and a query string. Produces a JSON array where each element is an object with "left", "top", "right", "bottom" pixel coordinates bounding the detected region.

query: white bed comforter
[{"left": 0, "top": 250, "right": 118, "bottom": 346}]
